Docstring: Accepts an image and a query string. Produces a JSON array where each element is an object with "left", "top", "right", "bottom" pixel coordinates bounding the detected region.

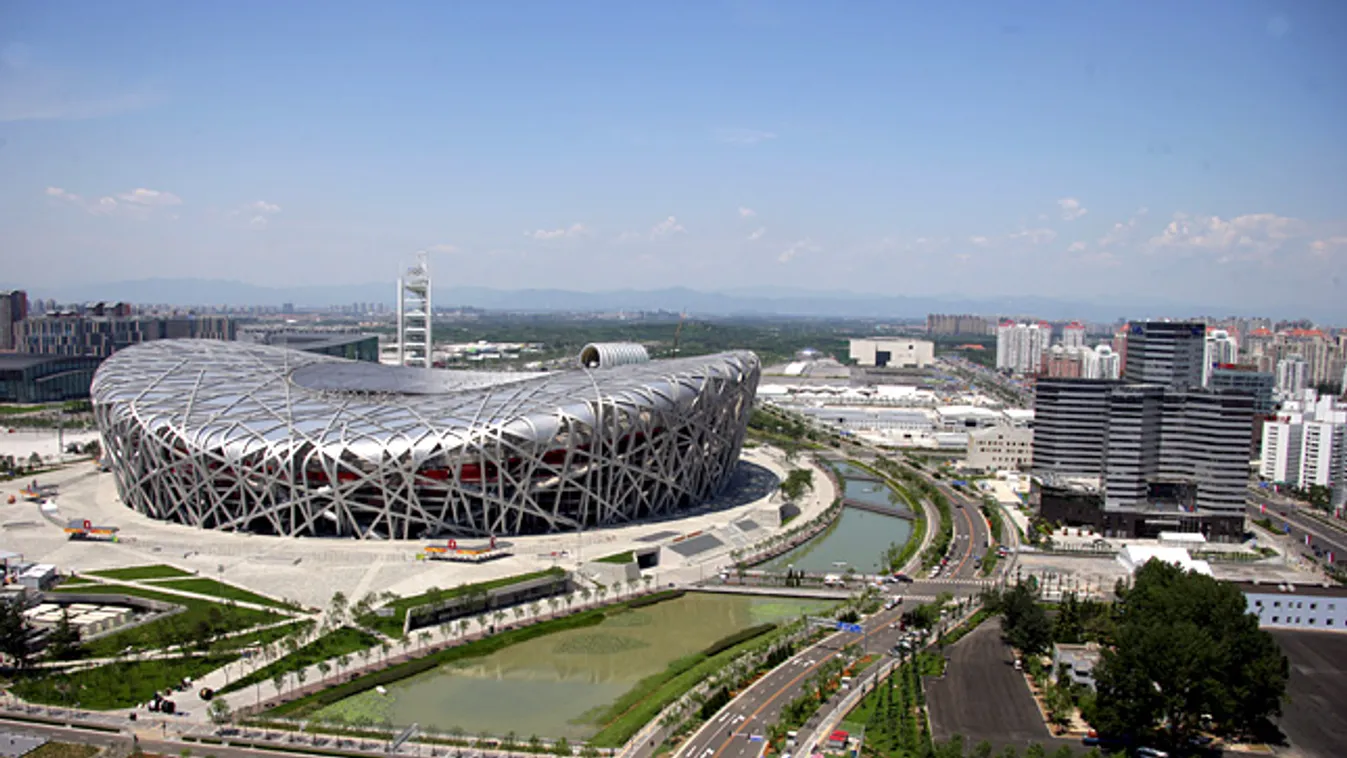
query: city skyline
[{"left": 3, "top": 1, "right": 1346, "bottom": 317}]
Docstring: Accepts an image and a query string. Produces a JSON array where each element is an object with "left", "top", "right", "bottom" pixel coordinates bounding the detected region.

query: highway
[{"left": 1247, "top": 494, "right": 1347, "bottom": 569}]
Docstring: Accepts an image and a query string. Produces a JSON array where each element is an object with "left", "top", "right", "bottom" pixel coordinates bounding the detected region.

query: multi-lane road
[
  {"left": 674, "top": 600, "right": 921, "bottom": 758},
  {"left": 1247, "top": 491, "right": 1347, "bottom": 568}
]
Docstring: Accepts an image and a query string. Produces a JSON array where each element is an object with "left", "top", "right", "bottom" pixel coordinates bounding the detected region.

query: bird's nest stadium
[{"left": 91, "top": 340, "right": 760, "bottom": 539}]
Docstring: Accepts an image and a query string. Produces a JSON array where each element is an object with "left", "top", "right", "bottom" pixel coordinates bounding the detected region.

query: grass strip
[
  {"left": 53, "top": 583, "right": 283, "bottom": 656},
  {"left": 587, "top": 622, "right": 795, "bottom": 747},
  {"left": 220, "top": 626, "right": 381, "bottom": 695},
  {"left": 595, "top": 550, "right": 634, "bottom": 564},
  {"left": 216, "top": 620, "right": 315, "bottom": 652},
  {"left": 937, "top": 609, "right": 991, "bottom": 648},
  {"left": 9, "top": 655, "right": 236, "bottom": 709},
  {"left": 155, "top": 577, "right": 299, "bottom": 610},
  {"left": 358, "top": 567, "right": 567, "bottom": 638},
  {"left": 86, "top": 564, "right": 193, "bottom": 580}
]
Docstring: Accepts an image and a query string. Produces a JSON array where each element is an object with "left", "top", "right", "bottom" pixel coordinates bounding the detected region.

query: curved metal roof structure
[{"left": 92, "top": 340, "right": 759, "bottom": 539}]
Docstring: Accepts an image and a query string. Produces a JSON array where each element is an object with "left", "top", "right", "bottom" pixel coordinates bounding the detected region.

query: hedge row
[
  {"left": 625, "top": 588, "right": 685, "bottom": 609},
  {"left": 701, "top": 623, "right": 775, "bottom": 658}
]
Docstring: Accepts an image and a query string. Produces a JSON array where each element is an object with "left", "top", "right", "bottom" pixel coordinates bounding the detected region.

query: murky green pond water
[{"left": 314, "top": 593, "right": 831, "bottom": 739}]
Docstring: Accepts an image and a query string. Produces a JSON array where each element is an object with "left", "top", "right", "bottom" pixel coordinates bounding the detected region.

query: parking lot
[
  {"left": 1270, "top": 629, "right": 1347, "bottom": 758},
  {"left": 926, "top": 618, "right": 1060, "bottom": 750}
]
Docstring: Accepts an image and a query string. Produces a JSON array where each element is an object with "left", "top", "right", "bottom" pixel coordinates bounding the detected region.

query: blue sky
[{"left": 2, "top": 0, "right": 1345, "bottom": 315}]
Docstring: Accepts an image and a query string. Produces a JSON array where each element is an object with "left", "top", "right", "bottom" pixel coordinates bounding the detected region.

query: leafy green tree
[
  {"left": 0, "top": 599, "right": 33, "bottom": 667},
  {"left": 47, "top": 608, "right": 83, "bottom": 660},
  {"left": 779, "top": 469, "right": 814, "bottom": 502},
  {"left": 1091, "top": 559, "right": 1288, "bottom": 747},
  {"left": 972, "top": 741, "right": 993, "bottom": 758},
  {"left": 1001, "top": 582, "right": 1052, "bottom": 656},
  {"left": 208, "top": 697, "right": 232, "bottom": 724},
  {"left": 1024, "top": 744, "right": 1045, "bottom": 758}
]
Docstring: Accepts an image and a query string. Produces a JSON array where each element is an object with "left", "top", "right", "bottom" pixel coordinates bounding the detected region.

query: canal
[{"left": 759, "top": 461, "right": 914, "bottom": 575}]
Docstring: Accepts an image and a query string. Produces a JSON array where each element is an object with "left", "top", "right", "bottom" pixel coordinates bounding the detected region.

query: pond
[{"left": 312, "top": 592, "right": 832, "bottom": 739}]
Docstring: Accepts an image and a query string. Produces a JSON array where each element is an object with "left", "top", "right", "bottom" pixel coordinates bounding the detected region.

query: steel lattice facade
[{"left": 92, "top": 340, "right": 759, "bottom": 539}]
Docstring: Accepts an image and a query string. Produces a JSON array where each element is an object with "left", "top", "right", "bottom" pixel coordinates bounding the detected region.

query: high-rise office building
[
  {"left": 1123, "top": 321, "right": 1206, "bottom": 389},
  {"left": 0, "top": 290, "right": 28, "bottom": 351},
  {"left": 1034, "top": 320, "right": 1255, "bottom": 541},
  {"left": 926, "top": 314, "right": 990, "bottom": 336},
  {"left": 1209, "top": 364, "right": 1275, "bottom": 414}
]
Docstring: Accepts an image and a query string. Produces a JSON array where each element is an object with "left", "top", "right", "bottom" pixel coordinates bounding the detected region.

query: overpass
[
  {"left": 842, "top": 498, "right": 916, "bottom": 519},
  {"left": 695, "top": 585, "right": 855, "bottom": 600}
]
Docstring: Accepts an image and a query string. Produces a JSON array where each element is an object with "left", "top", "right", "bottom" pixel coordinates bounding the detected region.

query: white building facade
[
  {"left": 1203, "top": 329, "right": 1239, "bottom": 387},
  {"left": 1260, "top": 390, "right": 1347, "bottom": 505},
  {"left": 966, "top": 425, "right": 1034, "bottom": 472},
  {"left": 848, "top": 338, "right": 935, "bottom": 368},
  {"left": 1241, "top": 583, "right": 1347, "bottom": 630},
  {"left": 1276, "top": 356, "right": 1310, "bottom": 396}
]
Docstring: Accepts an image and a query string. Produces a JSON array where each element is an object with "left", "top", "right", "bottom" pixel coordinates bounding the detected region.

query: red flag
[
  {"left": 1260, "top": 503, "right": 1266, "bottom": 514},
  {"left": 1305, "top": 533, "right": 1313, "bottom": 546}
]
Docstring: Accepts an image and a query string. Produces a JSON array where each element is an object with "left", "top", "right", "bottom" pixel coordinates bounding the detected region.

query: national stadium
[{"left": 91, "top": 340, "right": 760, "bottom": 539}]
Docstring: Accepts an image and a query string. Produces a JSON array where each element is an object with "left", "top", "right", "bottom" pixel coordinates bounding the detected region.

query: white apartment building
[
  {"left": 1241, "top": 582, "right": 1347, "bottom": 631},
  {"left": 1260, "top": 390, "right": 1347, "bottom": 504},
  {"left": 1276, "top": 356, "right": 1309, "bottom": 396},
  {"left": 996, "top": 321, "right": 1051, "bottom": 374},
  {"left": 1062, "top": 322, "right": 1086, "bottom": 350},
  {"left": 1081, "top": 344, "right": 1121, "bottom": 380},
  {"left": 1203, "top": 329, "right": 1239, "bottom": 387},
  {"left": 848, "top": 338, "right": 935, "bottom": 368}
]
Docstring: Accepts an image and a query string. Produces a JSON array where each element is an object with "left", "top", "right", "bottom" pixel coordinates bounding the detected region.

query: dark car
[{"left": 893, "top": 573, "right": 914, "bottom": 583}]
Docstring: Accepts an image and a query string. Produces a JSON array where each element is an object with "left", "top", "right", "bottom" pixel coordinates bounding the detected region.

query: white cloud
[
  {"left": 248, "top": 215, "right": 270, "bottom": 230},
  {"left": 714, "top": 128, "right": 777, "bottom": 145},
  {"left": 248, "top": 200, "right": 281, "bottom": 214},
  {"left": 45, "top": 185, "right": 181, "bottom": 216},
  {"left": 650, "top": 216, "right": 686, "bottom": 240},
  {"left": 613, "top": 231, "right": 643, "bottom": 243},
  {"left": 527, "top": 223, "right": 588, "bottom": 240},
  {"left": 1147, "top": 212, "right": 1306, "bottom": 261},
  {"left": 1007, "top": 228, "right": 1057, "bottom": 245},
  {"left": 969, "top": 235, "right": 990, "bottom": 245},
  {"left": 738, "top": 206, "right": 756, "bottom": 218},
  {"left": 1308, "top": 236, "right": 1347, "bottom": 257},
  {"left": 1067, "top": 241, "right": 1087, "bottom": 253},
  {"left": 426, "top": 243, "right": 459, "bottom": 254},
  {"left": 779, "top": 238, "right": 819, "bottom": 263},
  {"left": 116, "top": 188, "right": 182, "bottom": 206},
  {"left": 45, "top": 186, "right": 80, "bottom": 203},
  {"left": 747, "top": 227, "right": 766, "bottom": 241},
  {"left": 1058, "top": 197, "right": 1088, "bottom": 221}
]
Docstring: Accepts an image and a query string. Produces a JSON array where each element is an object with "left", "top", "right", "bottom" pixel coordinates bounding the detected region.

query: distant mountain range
[{"left": 1, "top": 278, "right": 1324, "bottom": 323}]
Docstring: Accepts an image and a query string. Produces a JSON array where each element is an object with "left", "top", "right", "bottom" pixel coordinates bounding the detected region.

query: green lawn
[
  {"left": 53, "top": 583, "right": 284, "bottom": 656},
  {"left": 86, "top": 564, "right": 194, "bottom": 580},
  {"left": 359, "top": 567, "right": 567, "bottom": 637},
  {"left": 595, "top": 551, "right": 635, "bottom": 564},
  {"left": 10, "top": 655, "right": 236, "bottom": 709},
  {"left": 219, "top": 625, "right": 381, "bottom": 694},
  {"left": 0, "top": 404, "right": 48, "bottom": 416},
  {"left": 215, "top": 619, "right": 316, "bottom": 651},
  {"left": 155, "top": 577, "right": 299, "bottom": 610}
]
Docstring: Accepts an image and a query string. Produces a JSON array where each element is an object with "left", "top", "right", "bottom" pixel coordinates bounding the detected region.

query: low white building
[
  {"left": 966, "top": 426, "right": 1033, "bottom": 472},
  {"left": 849, "top": 338, "right": 935, "bottom": 368},
  {"left": 1238, "top": 581, "right": 1347, "bottom": 630},
  {"left": 1117, "top": 545, "right": 1212, "bottom": 577}
]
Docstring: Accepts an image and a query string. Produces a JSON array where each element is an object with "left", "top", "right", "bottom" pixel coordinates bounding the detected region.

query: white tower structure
[{"left": 396, "top": 252, "right": 433, "bottom": 368}]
